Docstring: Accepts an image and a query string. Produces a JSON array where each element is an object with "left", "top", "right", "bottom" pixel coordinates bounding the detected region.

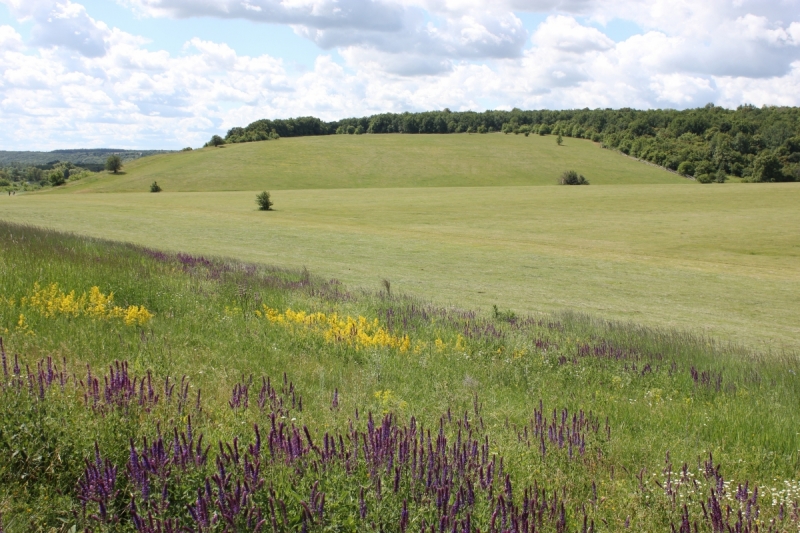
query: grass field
[
  {"left": 61, "top": 134, "right": 688, "bottom": 193},
  {"left": 1, "top": 221, "right": 799, "bottom": 532},
  {"left": 2, "top": 182, "right": 798, "bottom": 350}
]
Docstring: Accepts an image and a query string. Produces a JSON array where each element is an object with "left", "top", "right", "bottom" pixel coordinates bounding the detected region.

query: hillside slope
[{"left": 62, "top": 133, "right": 687, "bottom": 193}]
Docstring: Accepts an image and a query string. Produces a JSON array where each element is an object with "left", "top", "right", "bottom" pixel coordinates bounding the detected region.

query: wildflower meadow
[{"left": 0, "top": 220, "right": 798, "bottom": 532}]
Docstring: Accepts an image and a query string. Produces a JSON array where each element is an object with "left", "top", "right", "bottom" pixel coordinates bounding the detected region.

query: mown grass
[
  {"left": 2, "top": 184, "right": 799, "bottom": 349},
  {"left": 57, "top": 134, "right": 687, "bottom": 193},
  {"left": 0, "top": 221, "right": 799, "bottom": 532}
]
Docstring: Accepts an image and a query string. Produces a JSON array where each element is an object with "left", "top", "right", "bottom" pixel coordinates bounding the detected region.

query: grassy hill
[{"left": 62, "top": 133, "right": 687, "bottom": 193}]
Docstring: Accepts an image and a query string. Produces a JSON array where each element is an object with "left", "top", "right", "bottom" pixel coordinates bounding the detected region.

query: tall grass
[{"left": 0, "top": 220, "right": 798, "bottom": 532}]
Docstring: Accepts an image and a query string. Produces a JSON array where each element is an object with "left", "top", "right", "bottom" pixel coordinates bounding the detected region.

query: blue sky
[{"left": 0, "top": 0, "right": 798, "bottom": 149}]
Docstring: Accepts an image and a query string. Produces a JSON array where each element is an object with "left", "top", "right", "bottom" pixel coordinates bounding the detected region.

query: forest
[{"left": 221, "top": 105, "right": 800, "bottom": 183}]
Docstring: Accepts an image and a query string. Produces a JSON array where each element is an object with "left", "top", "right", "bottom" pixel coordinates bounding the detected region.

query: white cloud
[
  {"left": 0, "top": 0, "right": 799, "bottom": 149},
  {"left": 0, "top": 24, "right": 24, "bottom": 51},
  {"left": 3, "top": 0, "right": 110, "bottom": 57}
]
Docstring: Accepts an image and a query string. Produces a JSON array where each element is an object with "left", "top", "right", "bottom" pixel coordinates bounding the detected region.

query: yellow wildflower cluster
[
  {"left": 374, "top": 390, "right": 408, "bottom": 414},
  {"left": 19, "top": 282, "right": 153, "bottom": 326},
  {"left": 258, "top": 306, "right": 410, "bottom": 352},
  {"left": 16, "top": 314, "right": 34, "bottom": 336}
]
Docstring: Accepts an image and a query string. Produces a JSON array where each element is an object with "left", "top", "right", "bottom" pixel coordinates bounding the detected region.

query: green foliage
[
  {"left": 492, "top": 304, "right": 517, "bottom": 322},
  {"left": 104, "top": 155, "right": 122, "bottom": 174},
  {"left": 150, "top": 181, "right": 162, "bottom": 193},
  {"left": 26, "top": 167, "right": 44, "bottom": 183},
  {"left": 676, "top": 161, "right": 695, "bottom": 176},
  {"left": 256, "top": 190, "right": 273, "bottom": 211},
  {"left": 181, "top": 147, "right": 193, "bottom": 151},
  {"left": 48, "top": 169, "right": 66, "bottom": 187},
  {"left": 556, "top": 134, "right": 563, "bottom": 146},
  {"left": 207, "top": 135, "right": 226, "bottom": 147},
  {"left": 0, "top": 178, "right": 10, "bottom": 187},
  {"left": 751, "top": 151, "right": 791, "bottom": 182},
  {"left": 559, "top": 170, "right": 589, "bottom": 185}
]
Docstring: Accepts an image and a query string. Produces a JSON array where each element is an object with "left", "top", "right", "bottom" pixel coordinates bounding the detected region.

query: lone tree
[
  {"left": 150, "top": 181, "right": 162, "bottom": 193},
  {"left": 105, "top": 155, "right": 122, "bottom": 174},
  {"left": 557, "top": 134, "right": 563, "bottom": 146},
  {"left": 48, "top": 169, "right": 66, "bottom": 187},
  {"left": 256, "top": 191, "right": 273, "bottom": 211},
  {"left": 208, "top": 135, "right": 225, "bottom": 147}
]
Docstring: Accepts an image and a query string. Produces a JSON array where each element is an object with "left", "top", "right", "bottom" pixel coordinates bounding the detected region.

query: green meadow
[
  {"left": 1, "top": 221, "right": 799, "bottom": 532},
  {"left": 0, "top": 134, "right": 797, "bottom": 349},
  {"left": 1, "top": 133, "right": 800, "bottom": 532}
]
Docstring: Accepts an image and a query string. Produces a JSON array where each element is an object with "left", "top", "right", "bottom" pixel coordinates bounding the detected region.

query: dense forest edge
[{"left": 220, "top": 105, "right": 800, "bottom": 183}]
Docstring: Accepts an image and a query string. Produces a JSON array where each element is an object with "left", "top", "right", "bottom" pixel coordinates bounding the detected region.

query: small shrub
[
  {"left": 48, "top": 170, "right": 66, "bottom": 187},
  {"left": 150, "top": 181, "right": 162, "bottom": 193},
  {"left": 557, "top": 134, "right": 563, "bottom": 146},
  {"left": 677, "top": 161, "right": 695, "bottom": 176},
  {"left": 715, "top": 169, "right": 728, "bottom": 183},
  {"left": 559, "top": 170, "right": 589, "bottom": 185},
  {"left": 696, "top": 173, "right": 714, "bottom": 184},
  {"left": 256, "top": 191, "right": 273, "bottom": 211},
  {"left": 181, "top": 147, "right": 193, "bottom": 151},
  {"left": 493, "top": 304, "right": 517, "bottom": 322}
]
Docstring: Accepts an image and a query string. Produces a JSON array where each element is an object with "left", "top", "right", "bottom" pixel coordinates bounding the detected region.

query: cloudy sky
[{"left": 1, "top": 0, "right": 799, "bottom": 150}]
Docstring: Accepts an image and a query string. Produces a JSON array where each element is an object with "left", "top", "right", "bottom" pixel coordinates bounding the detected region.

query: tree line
[{"left": 216, "top": 105, "right": 800, "bottom": 182}]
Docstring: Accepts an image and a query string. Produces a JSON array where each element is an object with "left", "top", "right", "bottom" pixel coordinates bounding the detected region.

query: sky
[{"left": 0, "top": 0, "right": 799, "bottom": 150}]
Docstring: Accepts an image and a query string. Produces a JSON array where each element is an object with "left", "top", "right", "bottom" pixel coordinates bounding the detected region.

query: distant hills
[{"left": 0, "top": 149, "right": 174, "bottom": 171}]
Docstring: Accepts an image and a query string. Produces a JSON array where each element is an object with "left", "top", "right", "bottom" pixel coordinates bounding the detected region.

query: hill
[
  {"left": 221, "top": 106, "right": 800, "bottom": 183},
  {"left": 62, "top": 133, "right": 687, "bottom": 193},
  {"left": 0, "top": 148, "right": 174, "bottom": 171}
]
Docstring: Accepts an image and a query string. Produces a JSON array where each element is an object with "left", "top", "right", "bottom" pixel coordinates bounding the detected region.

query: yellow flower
[
  {"left": 261, "top": 306, "right": 410, "bottom": 352},
  {"left": 455, "top": 335, "right": 466, "bottom": 351},
  {"left": 16, "top": 314, "right": 34, "bottom": 336},
  {"left": 124, "top": 305, "right": 154, "bottom": 326},
  {"left": 14, "top": 282, "right": 153, "bottom": 326}
]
